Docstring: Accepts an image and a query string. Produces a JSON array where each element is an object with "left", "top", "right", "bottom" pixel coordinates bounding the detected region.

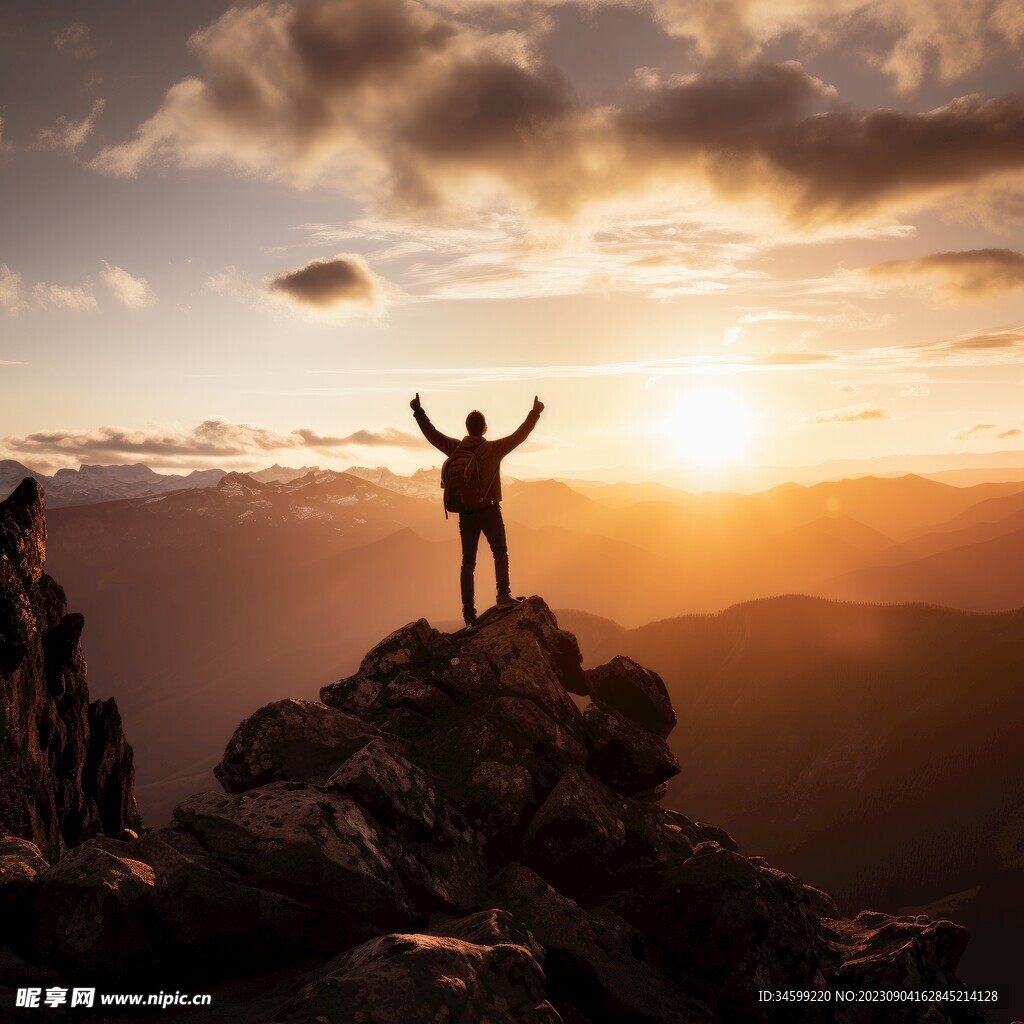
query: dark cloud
[
  {"left": 268, "top": 255, "right": 377, "bottom": 308},
  {"left": 93, "top": 0, "right": 1024, "bottom": 227},
  {"left": 866, "top": 248, "right": 1024, "bottom": 297}
]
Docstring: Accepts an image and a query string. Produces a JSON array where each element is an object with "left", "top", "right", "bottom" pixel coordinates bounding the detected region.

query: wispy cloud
[
  {"left": 293, "top": 322, "right": 1024, "bottom": 393},
  {"left": 31, "top": 281, "right": 97, "bottom": 312},
  {"left": 53, "top": 22, "right": 95, "bottom": 60},
  {"left": 953, "top": 422, "right": 1021, "bottom": 440},
  {"left": 0, "top": 418, "right": 427, "bottom": 470},
  {"left": 0, "top": 265, "right": 25, "bottom": 312},
  {"left": 801, "top": 403, "right": 890, "bottom": 423},
  {"left": 101, "top": 262, "right": 156, "bottom": 308},
  {"left": 37, "top": 99, "right": 105, "bottom": 154},
  {"left": 866, "top": 248, "right": 1024, "bottom": 298}
]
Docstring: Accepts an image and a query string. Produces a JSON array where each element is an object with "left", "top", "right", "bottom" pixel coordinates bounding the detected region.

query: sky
[{"left": 2, "top": 0, "right": 1024, "bottom": 487}]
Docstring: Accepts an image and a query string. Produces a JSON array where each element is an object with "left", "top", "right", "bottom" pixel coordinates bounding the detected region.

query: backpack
[{"left": 441, "top": 442, "right": 487, "bottom": 516}]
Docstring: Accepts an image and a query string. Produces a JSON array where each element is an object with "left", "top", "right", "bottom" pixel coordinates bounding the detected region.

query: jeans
[{"left": 459, "top": 504, "right": 510, "bottom": 612}]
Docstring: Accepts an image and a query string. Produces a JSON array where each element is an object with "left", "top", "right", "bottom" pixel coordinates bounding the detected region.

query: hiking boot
[
  {"left": 463, "top": 607, "right": 478, "bottom": 628},
  {"left": 495, "top": 592, "right": 524, "bottom": 608}
]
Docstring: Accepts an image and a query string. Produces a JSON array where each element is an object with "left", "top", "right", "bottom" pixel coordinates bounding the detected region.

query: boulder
[
  {"left": 269, "top": 926, "right": 560, "bottom": 1024},
  {"left": 497, "top": 864, "right": 712, "bottom": 1024},
  {"left": 130, "top": 828, "right": 351, "bottom": 973},
  {"left": 583, "top": 701, "right": 681, "bottom": 795},
  {"left": 462, "top": 760, "right": 536, "bottom": 843},
  {"left": 607, "top": 841, "right": 828, "bottom": 1021},
  {"left": 173, "top": 782, "right": 414, "bottom": 932},
  {"left": 584, "top": 656, "right": 676, "bottom": 737},
  {"left": 327, "top": 737, "right": 436, "bottom": 836},
  {"left": 521, "top": 769, "right": 629, "bottom": 903},
  {"left": 0, "top": 836, "right": 49, "bottom": 893},
  {"left": 427, "top": 696, "right": 587, "bottom": 797},
  {"left": 32, "top": 837, "right": 156, "bottom": 974},
  {"left": 214, "top": 698, "right": 378, "bottom": 794},
  {"left": 0, "top": 836, "right": 49, "bottom": 950},
  {"left": 829, "top": 910, "right": 971, "bottom": 993},
  {"left": 320, "top": 619, "right": 444, "bottom": 715}
]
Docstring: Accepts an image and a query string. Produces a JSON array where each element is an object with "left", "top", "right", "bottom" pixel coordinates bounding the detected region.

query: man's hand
[
  {"left": 533, "top": 395, "right": 544, "bottom": 414},
  {"left": 410, "top": 393, "right": 422, "bottom": 413}
]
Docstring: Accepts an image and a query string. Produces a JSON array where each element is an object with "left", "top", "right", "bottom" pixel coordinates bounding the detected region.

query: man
[{"left": 411, "top": 393, "right": 544, "bottom": 628}]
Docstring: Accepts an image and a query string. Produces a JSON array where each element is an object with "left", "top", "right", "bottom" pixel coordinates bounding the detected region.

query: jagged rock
[
  {"left": 321, "top": 598, "right": 587, "bottom": 739},
  {"left": 462, "top": 760, "right": 536, "bottom": 843},
  {"left": 214, "top": 698, "right": 379, "bottom": 794},
  {"left": 0, "top": 594, "right": 986, "bottom": 1023},
  {"left": 522, "top": 769, "right": 629, "bottom": 903},
  {"left": 0, "top": 836, "right": 49, "bottom": 950},
  {"left": 33, "top": 837, "right": 156, "bottom": 974},
  {"left": 583, "top": 700, "right": 681, "bottom": 795},
  {"left": 609, "top": 841, "right": 831, "bottom": 1021},
  {"left": 0, "top": 836, "right": 49, "bottom": 892},
  {"left": 497, "top": 864, "right": 713, "bottom": 1024},
  {"left": 269, "top": 923, "right": 560, "bottom": 1024},
  {"left": 319, "top": 619, "right": 446, "bottom": 724},
  {"left": 0, "top": 479, "right": 141, "bottom": 860},
  {"left": 584, "top": 655, "right": 676, "bottom": 737},
  {"left": 632, "top": 781, "right": 669, "bottom": 803},
  {"left": 173, "top": 783, "right": 415, "bottom": 931},
  {"left": 427, "top": 696, "right": 587, "bottom": 796},
  {"left": 829, "top": 912, "right": 974, "bottom": 1022},
  {"left": 663, "top": 810, "right": 739, "bottom": 852},
  {"left": 326, "top": 737, "right": 488, "bottom": 914},
  {"left": 327, "top": 736, "right": 435, "bottom": 836},
  {"left": 131, "top": 828, "right": 351, "bottom": 973},
  {"left": 429, "top": 907, "right": 546, "bottom": 959}
]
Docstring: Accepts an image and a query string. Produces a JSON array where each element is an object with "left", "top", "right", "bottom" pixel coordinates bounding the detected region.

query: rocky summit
[
  {"left": 0, "top": 479, "right": 141, "bottom": 862},
  {"left": 1, "top": 562, "right": 986, "bottom": 1020}
]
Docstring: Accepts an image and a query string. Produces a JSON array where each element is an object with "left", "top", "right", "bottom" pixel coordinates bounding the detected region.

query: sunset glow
[{"left": 665, "top": 387, "right": 755, "bottom": 468}]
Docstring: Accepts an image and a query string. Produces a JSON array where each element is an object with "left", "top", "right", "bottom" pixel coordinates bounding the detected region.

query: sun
[{"left": 664, "top": 386, "right": 755, "bottom": 467}]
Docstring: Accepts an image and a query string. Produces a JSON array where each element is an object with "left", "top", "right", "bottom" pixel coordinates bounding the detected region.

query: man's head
[{"left": 466, "top": 410, "right": 487, "bottom": 437}]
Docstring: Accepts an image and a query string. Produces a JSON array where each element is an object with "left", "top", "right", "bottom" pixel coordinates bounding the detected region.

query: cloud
[
  {"left": 0, "top": 265, "right": 25, "bottom": 312},
  {"left": 0, "top": 418, "right": 428, "bottom": 469},
  {"left": 737, "top": 309, "right": 814, "bottom": 324},
  {"left": 866, "top": 248, "right": 1024, "bottom": 298},
  {"left": 101, "top": 262, "right": 156, "bottom": 308},
  {"left": 91, "top": 1, "right": 1024, "bottom": 232},
  {"left": 953, "top": 422, "right": 1021, "bottom": 440},
  {"left": 836, "top": 382, "right": 861, "bottom": 394},
  {"left": 802, "top": 403, "right": 890, "bottom": 423},
  {"left": 900, "top": 385, "right": 930, "bottom": 396},
  {"left": 31, "top": 281, "right": 97, "bottom": 312},
  {"left": 53, "top": 23, "right": 95, "bottom": 60},
  {"left": 430, "top": 0, "right": 1024, "bottom": 93},
  {"left": 37, "top": 99, "right": 105, "bottom": 153},
  {"left": 294, "top": 427, "right": 421, "bottom": 447},
  {"left": 268, "top": 255, "right": 378, "bottom": 308}
]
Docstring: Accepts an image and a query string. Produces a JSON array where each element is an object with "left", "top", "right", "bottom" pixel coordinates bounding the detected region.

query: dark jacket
[{"left": 413, "top": 407, "right": 540, "bottom": 505}]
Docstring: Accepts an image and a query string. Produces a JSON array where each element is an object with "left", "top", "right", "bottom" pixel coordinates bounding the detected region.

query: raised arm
[
  {"left": 410, "top": 393, "right": 459, "bottom": 457},
  {"left": 491, "top": 396, "right": 544, "bottom": 458}
]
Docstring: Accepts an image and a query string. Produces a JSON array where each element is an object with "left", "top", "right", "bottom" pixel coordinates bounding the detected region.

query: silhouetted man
[{"left": 411, "top": 394, "right": 544, "bottom": 628}]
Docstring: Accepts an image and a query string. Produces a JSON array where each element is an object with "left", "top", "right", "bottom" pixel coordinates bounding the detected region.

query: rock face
[
  {"left": 1, "top": 597, "right": 986, "bottom": 1023},
  {"left": 0, "top": 479, "right": 141, "bottom": 861}
]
